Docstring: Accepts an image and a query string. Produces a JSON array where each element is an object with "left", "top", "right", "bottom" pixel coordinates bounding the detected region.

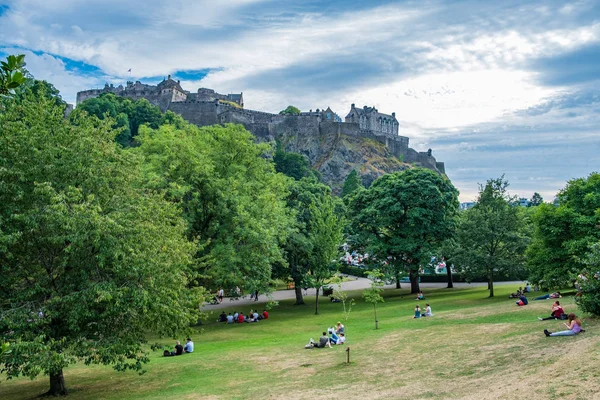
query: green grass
[{"left": 1, "top": 284, "right": 598, "bottom": 400}]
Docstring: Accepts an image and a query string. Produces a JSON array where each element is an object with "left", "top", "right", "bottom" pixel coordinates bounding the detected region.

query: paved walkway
[{"left": 202, "top": 278, "right": 523, "bottom": 310}]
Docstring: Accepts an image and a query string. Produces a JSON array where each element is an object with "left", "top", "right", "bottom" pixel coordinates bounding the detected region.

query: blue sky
[{"left": 1, "top": 0, "right": 599, "bottom": 201}]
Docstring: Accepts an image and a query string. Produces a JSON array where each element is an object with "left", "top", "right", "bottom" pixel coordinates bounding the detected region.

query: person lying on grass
[
  {"left": 544, "top": 313, "right": 583, "bottom": 337},
  {"left": 534, "top": 292, "right": 561, "bottom": 300},
  {"left": 538, "top": 301, "right": 566, "bottom": 321},
  {"left": 306, "top": 332, "right": 332, "bottom": 348}
]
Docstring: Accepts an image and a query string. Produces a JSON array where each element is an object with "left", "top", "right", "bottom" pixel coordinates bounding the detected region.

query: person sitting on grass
[
  {"left": 335, "top": 321, "right": 345, "bottom": 334},
  {"left": 534, "top": 292, "right": 561, "bottom": 300},
  {"left": 414, "top": 304, "right": 421, "bottom": 318},
  {"left": 237, "top": 312, "right": 244, "bottom": 323},
  {"left": 538, "top": 301, "right": 565, "bottom": 321},
  {"left": 184, "top": 338, "right": 194, "bottom": 353},
  {"left": 233, "top": 311, "right": 239, "bottom": 321},
  {"left": 416, "top": 291, "right": 425, "bottom": 300},
  {"left": 544, "top": 313, "right": 583, "bottom": 337},
  {"left": 218, "top": 311, "right": 227, "bottom": 322},
  {"left": 226, "top": 313, "right": 234, "bottom": 324},
  {"left": 164, "top": 341, "right": 184, "bottom": 356},
  {"left": 516, "top": 295, "right": 528, "bottom": 306},
  {"left": 262, "top": 309, "right": 269, "bottom": 319},
  {"left": 422, "top": 304, "right": 433, "bottom": 317}
]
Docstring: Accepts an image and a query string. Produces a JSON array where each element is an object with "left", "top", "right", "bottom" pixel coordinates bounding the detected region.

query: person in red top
[
  {"left": 238, "top": 312, "right": 245, "bottom": 323},
  {"left": 262, "top": 310, "right": 269, "bottom": 319},
  {"left": 538, "top": 301, "right": 565, "bottom": 320}
]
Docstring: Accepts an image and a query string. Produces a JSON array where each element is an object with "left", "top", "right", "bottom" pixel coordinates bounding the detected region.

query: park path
[{"left": 202, "top": 278, "right": 523, "bottom": 311}]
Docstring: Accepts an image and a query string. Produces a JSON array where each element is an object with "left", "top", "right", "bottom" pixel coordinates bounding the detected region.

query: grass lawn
[{"left": 1, "top": 284, "right": 598, "bottom": 400}]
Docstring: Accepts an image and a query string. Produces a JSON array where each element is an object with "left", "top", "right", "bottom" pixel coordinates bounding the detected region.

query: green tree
[
  {"left": 273, "top": 143, "right": 316, "bottom": 181},
  {"left": 341, "top": 169, "right": 363, "bottom": 199},
  {"left": 529, "top": 192, "right": 544, "bottom": 207},
  {"left": 577, "top": 243, "right": 600, "bottom": 316},
  {"left": 135, "top": 122, "right": 292, "bottom": 294},
  {"left": 452, "top": 177, "right": 528, "bottom": 297},
  {"left": 0, "top": 87, "right": 202, "bottom": 396},
  {"left": 362, "top": 269, "right": 385, "bottom": 329},
  {"left": 76, "top": 93, "right": 163, "bottom": 146},
  {"left": 306, "top": 197, "right": 344, "bottom": 314},
  {"left": 279, "top": 105, "right": 301, "bottom": 115},
  {"left": 526, "top": 173, "right": 600, "bottom": 289},
  {"left": 0, "top": 54, "right": 26, "bottom": 96},
  {"left": 348, "top": 168, "right": 459, "bottom": 293}
]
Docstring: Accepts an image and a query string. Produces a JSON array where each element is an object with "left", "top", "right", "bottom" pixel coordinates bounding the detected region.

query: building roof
[{"left": 346, "top": 104, "right": 397, "bottom": 121}]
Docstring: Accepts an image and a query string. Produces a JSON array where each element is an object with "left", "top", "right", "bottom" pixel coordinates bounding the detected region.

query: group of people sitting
[
  {"left": 508, "top": 285, "right": 532, "bottom": 298},
  {"left": 305, "top": 322, "right": 346, "bottom": 348},
  {"left": 537, "top": 300, "right": 585, "bottom": 337},
  {"left": 218, "top": 309, "right": 269, "bottom": 324},
  {"left": 413, "top": 303, "right": 433, "bottom": 318},
  {"left": 164, "top": 338, "right": 194, "bottom": 357}
]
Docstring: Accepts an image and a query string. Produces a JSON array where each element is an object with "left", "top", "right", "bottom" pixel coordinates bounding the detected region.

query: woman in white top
[{"left": 422, "top": 304, "right": 433, "bottom": 317}]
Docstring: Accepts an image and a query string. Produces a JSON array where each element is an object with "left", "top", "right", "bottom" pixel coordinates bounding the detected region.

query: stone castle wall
[{"left": 76, "top": 82, "right": 445, "bottom": 175}]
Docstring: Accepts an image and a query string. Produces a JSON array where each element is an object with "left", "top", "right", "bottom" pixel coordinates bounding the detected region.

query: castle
[{"left": 76, "top": 77, "right": 444, "bottom": 174}]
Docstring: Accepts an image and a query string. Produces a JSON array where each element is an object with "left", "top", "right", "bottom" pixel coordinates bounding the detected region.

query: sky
[{"left": 1, "top": 0, "right": 599, "bottom": 202}]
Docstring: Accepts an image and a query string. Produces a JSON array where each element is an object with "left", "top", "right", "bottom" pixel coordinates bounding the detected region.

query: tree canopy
[
  {"left": 526, "top": 173, "right": 600, "bottom": 289},
  {"left": 348, "top": 168, "right": 459, "bottom": 293},
  {"left": 341, "top": 169, "right": 363, "bottom": 200},
  {"left": 0, "top": 86, "right": 202, "bottom": 396},
  {"left": 279, "top": 105, "right": 301, "bottom": 115},
  {"left": 451, "top": 177, "right": 528, "bottom": 297},
  {"left": 135, "top": 122, "right": 293, "bottom": 294},
  {"left": 0, "top": 54, "right": 26, "bottom": 96}
]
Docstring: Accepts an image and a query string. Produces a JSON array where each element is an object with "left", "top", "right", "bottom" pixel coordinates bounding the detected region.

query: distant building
[
  {"left": 345, "top": 104, "right": 399, "bottom": 136},
  {"left": 460, "top": 202, "right": 476, "bottom": 210},
  {"left": 300, "top": 107, "right": 342, "bottom": 122}
]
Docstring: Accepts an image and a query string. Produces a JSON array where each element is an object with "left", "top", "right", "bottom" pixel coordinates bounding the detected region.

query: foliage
[
  {"left": 218, "top": 99, "right": 242, "bottom": 108},
  {"left": 529, "top": 192, "right": 543, "bottom": 206},
  {"left": 279, "top": 105, "right": 301, "bottom": 115},
  {"left": 577, "top": 243, "right": 600, "bottom": 316},
  {"left": 273, "top": 143, "right": 318, "bottom": 181},
  {"left": 306, "top": 196, "right": 345, "bottom": 314},
  {"left": 330, "top": 277, "right": 355, "bottom": 337},
  {"left": 526, "top": 173, "right": 600, "bottom": 289},
  {"left": 75, "top": 93, "right": 163, "bottom": 146},
  {"left": 451, "top": 177, "right": 529, "bottom": 297},
  {"left": 0, "top": 54, "right": 26, "bottom": 96},
  {"left": 0, "top": 87, "right": 202, "bottom": 395},
  {"left": 341, "top": 169, "right": 363, "bottom": 200},
  {"left": 362, "top": 269, "right": 385, "bottom": 329},
  {"left": 348, "top": 168, "right": 459, "bottom": 293},
  {"left": 135, "top": 122, "right": 292, "bottom": 294}
]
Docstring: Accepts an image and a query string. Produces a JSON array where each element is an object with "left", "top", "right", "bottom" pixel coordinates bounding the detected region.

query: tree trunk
[
  {"left": 294, "top": 285, "right": 304, "bottom": 305},
  {"left": 373, "top": 304, "right": 378, "bottom": 329},
  {"left": 47, "top": 369, "right": 67, "bottom": 396},
  {"left": 445, "top": 261, "right": 454, "bottom": 289},
  {"left": 315, "top": 288, "right": 320, "bottom": 315},
  {"left": 409, "top": 270, "right": 420, "bottom": 294},
  {"left": 395, "top": 272, "right": 401, "bottom": 289},
  {"left": 488, "top": 271, "right": 494, "bottom": 297}
]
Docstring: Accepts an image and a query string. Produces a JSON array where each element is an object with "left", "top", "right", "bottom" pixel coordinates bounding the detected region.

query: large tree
[
  {"left": 0, "top": 87, "right": 202, "bottom": 396},
  {"left": 526, "top": 173, "right": 600, "bottom": 289},
  {"left": 135, "top": 122, "right": 292, "bottom": 294},
  {"left": 452, "top": 177, "right": 528, "bottom": 297},
  {"left": 348, "top": 168, "right": 459, "bottom": 293}
]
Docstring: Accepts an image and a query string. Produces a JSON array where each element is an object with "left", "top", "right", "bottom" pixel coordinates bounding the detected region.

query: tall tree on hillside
[
  {"left": 273, "top": 143, "right": 319, "bottom": 181},
  {"left": 452, "top": 177, "right": 528, "bottom": 297},
  {"left": 135, "top": 123, "right": 292, "bottom": 294},
  {"left": 526, "top": 173, "right": 600, "bottom": 289},
  {"left": 529, "top": 192, "right": 544, "bottom": 207},
  {"left": 0, "top": 87, "right": 202, "bottom": 396},
  {"left": 341, "top": 169, "right": 363, "bottom": 199},
  {"left": 348, "top": 168, "right": 459, "bottom": 293}
]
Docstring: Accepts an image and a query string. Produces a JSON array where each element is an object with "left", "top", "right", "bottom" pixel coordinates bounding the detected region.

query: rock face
[{"left": 77, "top": 81, "right": 446, "bottom": 192}]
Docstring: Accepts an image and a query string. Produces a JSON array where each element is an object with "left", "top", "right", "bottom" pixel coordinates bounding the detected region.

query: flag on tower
[{"left": 128, "top": 68, "right": 131, "bottom": 72}]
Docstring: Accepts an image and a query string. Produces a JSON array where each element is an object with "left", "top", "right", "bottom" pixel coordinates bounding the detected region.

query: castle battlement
[{"left": 76, "top": 78, "right": 445, "bottom": 176}]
